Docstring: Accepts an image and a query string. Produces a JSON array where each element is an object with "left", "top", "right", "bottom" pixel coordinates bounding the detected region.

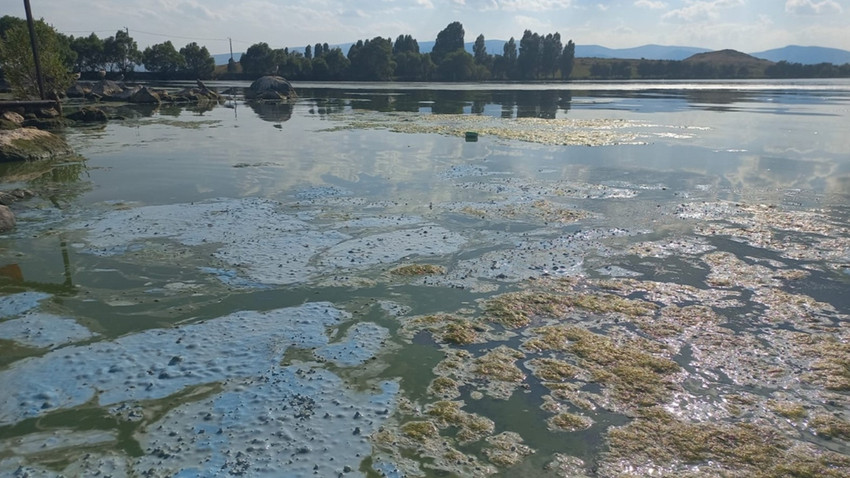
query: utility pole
[
  {"left": 229, "top": 37, "right": 233, "bottom": 61},
  {"left": 23, "top": 0, "right": 45, "bottom": 99}
]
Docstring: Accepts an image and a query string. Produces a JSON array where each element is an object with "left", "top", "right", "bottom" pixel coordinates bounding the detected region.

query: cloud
[
  {"left": 461, "top": 0, "right": 570, "bottom": 11},
  {"left": 785, "top": 0, "right": 843, "bottom": 15},
  {"left": 634, "top": 0, "right": 667, "bottom": 8},
  {"left": 661, "top": 0, "right": 744, "bottom": 23}
]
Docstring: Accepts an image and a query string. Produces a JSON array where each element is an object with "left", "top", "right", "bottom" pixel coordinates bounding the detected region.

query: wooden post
[{"left": 23, "top": 0, "right": 46, "bottom": 100}]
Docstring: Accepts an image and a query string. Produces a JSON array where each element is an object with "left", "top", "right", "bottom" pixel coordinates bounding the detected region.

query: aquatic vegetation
[
  {"left": 548, "top": 412, "right": 593, "bottom": 432},
  {"left": 390, "top": 263, "right": 447, "bottom": 276},
  {"left": 526, "top": 357, "right": 578, "bottom": 382},
  {"left": 400, "top": 313, "right": 487, "bottom": 345},
  {"left": 474, "top": 346, "right": 526, "bottom": 383},
  {"left": 769, "top": 401, "right": 808, "bottom": 420},
  {"left": 811, "top": 414, "right": 850, "bottom": 440},
  {"left": 483, "top": 432, "right": 535, "bottom": 467},
  {"left": 600, "top": 407, "right": 850, "bottom": 477}
]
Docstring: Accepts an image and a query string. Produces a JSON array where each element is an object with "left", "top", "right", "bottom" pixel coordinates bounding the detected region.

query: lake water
[{"left": 1, "top": 80, "right": 849, "bottom": 476}]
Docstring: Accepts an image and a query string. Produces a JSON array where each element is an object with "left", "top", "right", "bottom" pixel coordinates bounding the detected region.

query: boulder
[
  {"left": 0, "top": 189, "right": 34, "bottom": 205},
  {"left": 0, "top": 205, "right": 15, "bottom": 233},
  {"left": 66, "top": 106, "right": 108, "bottom": 123},
  {"left": 245, "top": 76, "right": 297, "bottom": 100},
  {"left": 0, "top": 111, "right": 24, "bottom": 130},
  {"left": 90, "top": 80, "right": 125, "bottom": 97},
  {"left": 0, "top": 128, "right": 74, "bottom": 162},
  {"left": 66, "top": 82, "right": 90, "bottom": 98},
  {"left": 130, "top": 86, "right": 162, "bottom": 104}
]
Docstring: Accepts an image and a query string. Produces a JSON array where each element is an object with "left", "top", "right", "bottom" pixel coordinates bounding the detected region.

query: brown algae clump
[
  {"left": 548, "top": 412, "right": 593, "bottom": 432},
  {"left": 483, "top": 432, "right": 535, "bottom": 467},
  {"left": 474, "top": 346, "right": 525, "bottom": 383},
  {"left": 526, "top": 357, "right": 578, "bottom": 382},
  {"left": 428, "top": 376, "right": 460, "bottom": 398},
  {"left": 400, "top": 420, "right": 439, "bottom": 442},
  {"left": 810, "top": 414, "right": 850, "bottom": 440},
  {"left": 601, "top": 407, "right": 850, "bottom": 477},
  {"left": 483, "top": 290, "right": 656, "bottom": 330},
  {"left": 427, "top": 400, "right": 495, "bottom": 443},
  {"left": 524, "top": 325, "right": 679, "bottom": 410},
  {"left": 769, "top": 401, "right": 808, "bottom": 420},
  {"left": 390, "top": 263, "right": 447, "bottom": 276},
  {"left": 400, "top": 313, "right": 488, "bottom": 345}
]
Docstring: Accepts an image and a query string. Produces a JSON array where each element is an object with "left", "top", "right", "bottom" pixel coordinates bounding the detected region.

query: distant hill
[
  {"left": 749, "top": 45, "right": 850, "bottom": 65},
  {"left": 684, "top": 49, "right": 772, "bottom": 66},
  {"left": 576, "top": 44, "right": 710, "bottom": 60}
]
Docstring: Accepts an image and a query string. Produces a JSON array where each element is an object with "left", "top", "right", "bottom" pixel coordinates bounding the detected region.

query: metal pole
[{"left": 23, "top": 0, "right": 45, "bottom": 99}]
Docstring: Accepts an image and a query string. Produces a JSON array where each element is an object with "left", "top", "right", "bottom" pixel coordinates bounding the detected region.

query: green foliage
[
  {"left": 473, "top": 34, "right": 490, "bottom": 70},
  {"left": 348, "top": 37, "right": 394, "bottom": 81},
  {"left": 179, "top": 42, "right": 214, "bottom": 79},
  {"left": 560, "top": 40, "right": 575, "bottom": 79},
  {"left": 436, "top": 50, "right": 476, "bottom": 81},
  {"left": 0, "top": 20, "right": 75, "bottom": 98},
  {"left": 431, "top": 21, "right": 464, "bottom": 65},
  {"left": 142, "top": 41, "right": 184, "bottom": 74},
  {"left": 240, "top": 42, "right": 275, "bottom": 77},
  {"left": 518, "top": 30, "right": 541, "bottom": 79},
  {"left": 70, "top": 33, "right": 105, "bottom": 72},
  {"left": 103, "top": 30, "right": 140, "bottom": 73}
]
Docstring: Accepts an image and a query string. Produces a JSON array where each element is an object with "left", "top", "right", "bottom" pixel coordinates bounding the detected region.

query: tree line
[
  {"left": 581, "top": 58, "right": 850, "bottom": 79},
  {"left": 236, "top": 22, "right": 576, "bottom": 82}
]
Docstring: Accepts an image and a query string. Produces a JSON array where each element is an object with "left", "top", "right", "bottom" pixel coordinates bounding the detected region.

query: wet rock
[
  {"left": 0, "top": 189, "right": 34, "bottom": 205},
  {"left": 0, "top": 128, "right": 74, "bottom": 162},
  {"left": 0, "top": 111, "right": 24, "bottom": 130},
  {"left": 245, "top": 76, "right": 297, "bottom": 101},
  {"left": 66, "top": 107, "right": 108, "bottom": 123},
  {"left": 130, "top": 86, "right": 162, "bottom": 104},
  {"left": 0, "top": 205, "right": 15, "bottom": 232}
]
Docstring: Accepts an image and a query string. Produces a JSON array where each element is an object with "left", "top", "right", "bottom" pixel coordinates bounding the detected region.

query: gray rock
[
  {"left": 0, "top": 128, "right": 74, "bottom": 162},
  {"left": 245, "top": 76, "right": 297, "bottom": 100},
  {"left": 130, "top": 86, "right": 162, "bottom": 104},
  {"left": 0, "top": 205, "right": 15, "bottom": 232},
  {"left": 66, "top": 107, "right": 108, "bottom": 123}
]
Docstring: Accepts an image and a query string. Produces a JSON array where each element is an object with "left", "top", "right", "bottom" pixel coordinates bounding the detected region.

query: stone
[
  {"left": 130, "top": 86, "right": 161, "bottom": 104},
  {"left": 0, "top": 205, "right": 15, "bottom": 232},
  {"left": 245, "top": 76, "right": 297, "bottom": 100},
  {"left": 0, "top": 128, "right": 74, "bottom": 162},
  {"left": 66, "top": 107, "right": 108, "bottom": 123}
]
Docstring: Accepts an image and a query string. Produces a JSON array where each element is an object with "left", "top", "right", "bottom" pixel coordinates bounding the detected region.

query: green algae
[{"left": 526, "top": 357, "right": 578, "bottom": 382}]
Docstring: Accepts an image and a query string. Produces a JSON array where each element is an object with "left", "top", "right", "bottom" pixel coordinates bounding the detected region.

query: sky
[{"left": 3, "top": 0, "right": 848, "bottom": 54}]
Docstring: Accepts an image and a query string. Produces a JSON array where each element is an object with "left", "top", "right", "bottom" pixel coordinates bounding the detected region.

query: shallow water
[{"left": 1, "top": 80, "right": 849, "bottom": 477}]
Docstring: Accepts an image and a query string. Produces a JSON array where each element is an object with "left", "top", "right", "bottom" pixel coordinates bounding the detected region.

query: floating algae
[{"left": 322, "top": 111, "right": 667, "bottom": 146}]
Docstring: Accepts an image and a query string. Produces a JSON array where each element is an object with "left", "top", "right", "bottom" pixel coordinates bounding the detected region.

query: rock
[
  {"left": 130, "top": 86, "right": 162, "bottom": 104},
  {"left": 2, "top": 112, "right": 24, "bottom": 126},
  {"left": 90, "top": 80, "right": 124, "bottom": 97},
  {"left": 0, "top": 189, "right": 34, "bottom": 205},
  {"left": 66, "top": 107, "right": 108, "bottom": 123},
  {"left": 0, "top": 128, "right": 74, "bottom": 162},
  {"left": 0, "top": 205, "right": 15, "bottom": 232},
  {"left": 66, "top": 83, "right": 90, "bottom": 98},
  {"left": 245, "top": 76, "right": 297, "bottom": 100}
]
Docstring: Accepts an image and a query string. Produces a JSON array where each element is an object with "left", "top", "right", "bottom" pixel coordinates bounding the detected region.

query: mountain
[
  {"left": 749, "top": 45, "right": 850, "bottom": 65},
  {"left": 576, "top": 44, "right": 710, "bottom": 60},
  {"left": 683, "top": 49, "right": 773, "bottom": 68}
]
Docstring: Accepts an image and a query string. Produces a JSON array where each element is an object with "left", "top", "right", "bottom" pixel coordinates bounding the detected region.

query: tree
[
  {"left": 541, "top": 33, "right": 562, "bottom": 78},
  {"left": 473, "top": 34, "right": 490, "bottom": 67},
  {"left": 304, "top": 44, "right": 312, "bottom": 60},
  {"left": 560, "top": 40, "right": 575, "bottom": 79},
  {"left": 500, "top": 37, "right": 518, "bottom": 79},
  {"left": 436, "top": 49, "right": 476, "bottom": 81},
  {"left": 179, "top": 42, "right": 214, "bottom": 79},
  {"left": 393, "top": 34, "right": 419, "bottom": 55},
  {"left": 348, "top": 37, "right": 394, "bottom": 81},
  {"left": 0, "top": 21, "right": 75, "bottom": 98},
  {"left": 240, "top": 42, "right": 275, "bottom": 76},
  {"left": 314, "top": 43, "right": 323, "bottom": 58},
  {"left": 323, "top": 47, "right": 350, "bottom": 80},
  {"left": 518, "top": 30, "right": 541, "bottom": 79},
  {"left": 70, "top": 33, "right": 105, "bottom": 72},
  {"left": 142, "top": 41, "right": 184, "bottom": 74},
  {"left": 431, "top": 21, "right": 464, "bottom": 65},
  {"left": 103, "top": 29, "right": 140, "bottom": 73}
]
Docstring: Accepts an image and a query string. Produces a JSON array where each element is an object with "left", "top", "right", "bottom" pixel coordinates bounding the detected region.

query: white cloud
[
  {"left": 662, "top": 0, "right": 744, "bottom": 23},
  {"left": 785, "top": 0, "right": 842, "bottom": 15},
  {"left": 597, "top": 3, "right": 609, "bottom": 11},
  {"left": 634, "top": 0, "right": 666, "bottom": 9}
]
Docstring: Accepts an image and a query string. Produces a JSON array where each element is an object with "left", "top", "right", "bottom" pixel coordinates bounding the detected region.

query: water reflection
[{"left": 245, "top": 102, "right": 293, "bottom": 123}]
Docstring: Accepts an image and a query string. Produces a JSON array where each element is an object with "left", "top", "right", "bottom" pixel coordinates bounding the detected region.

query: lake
[{"left": 1, "top": 80, "right": 849, "bottom": 477}]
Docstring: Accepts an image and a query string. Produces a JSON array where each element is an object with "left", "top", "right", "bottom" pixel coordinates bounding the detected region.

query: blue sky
[{"left": 5, "top": 0, "right": 848, "bottom": 53}]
